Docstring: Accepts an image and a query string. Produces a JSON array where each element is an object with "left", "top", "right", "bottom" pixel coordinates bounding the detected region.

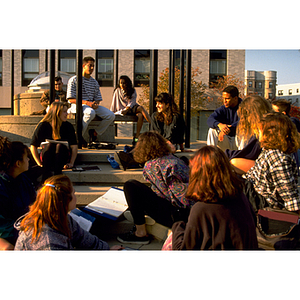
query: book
[
  {"left": 69, "top": 208, "right": 96, "bottom": 232},
  {"left": 83, "top": 187, "right": 128, "bottom": 221},
  {"left": 40, "top": 139, "right": 69, "bottom": 147}
]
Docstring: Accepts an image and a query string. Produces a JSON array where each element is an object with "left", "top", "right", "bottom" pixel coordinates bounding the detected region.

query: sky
[{"left": 245, "top": 50, "right": 300, "bottom": 85}]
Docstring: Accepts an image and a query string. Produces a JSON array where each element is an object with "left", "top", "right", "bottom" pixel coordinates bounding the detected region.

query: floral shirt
[
  {"left": 244, "top": 148, "right": 300, "bottom": 211},
  {"left": 143, "top": 154, "right": 193, "bottom": 208}
]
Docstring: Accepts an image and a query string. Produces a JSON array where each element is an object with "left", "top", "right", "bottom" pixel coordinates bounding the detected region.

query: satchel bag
[{"left": 256, "top": 207, "right": 300, "bottom": 250}]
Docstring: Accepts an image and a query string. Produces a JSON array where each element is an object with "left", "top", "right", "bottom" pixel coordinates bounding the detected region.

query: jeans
[{"left": 69, "top": 104, "right": 115, "bottom": 136}]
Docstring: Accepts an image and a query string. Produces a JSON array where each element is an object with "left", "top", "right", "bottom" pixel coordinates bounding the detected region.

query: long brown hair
[
  {"left": 133, "top": 131, "right": 171, "bottom": 164},
  {"left": 186, "top": 146, "right": 242, "bottom": 203},
  {"left": 155, "top": 93, "right": 179, "bottom": 125},
  {"left": 40, "top": 101, "right": 70, "bottom": 140},
  {"left": 19, "top": 175, "right": 74, "bottom": 243},
  {"left": 259, "top": 112, "right": 300, "bottom": 154}
]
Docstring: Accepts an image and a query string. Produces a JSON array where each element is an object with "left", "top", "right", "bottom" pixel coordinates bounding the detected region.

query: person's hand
[
  {"left": 121, "top": 107, "right": 130, "bottom": 115},
  {"left": 110, "top": 245, "right": 124, "bottom": 250},
  {"left": 218, "top": 131, "right": 226, "bottom": 142},
  {"left": 91, "top": 101, "right": 99, "bottom": 110},
  {"left": 218, "top": 123, "right": 231, "bottom": 135},
  {"left": 64, "top": 163, "right": 74, "bottom": 169}
]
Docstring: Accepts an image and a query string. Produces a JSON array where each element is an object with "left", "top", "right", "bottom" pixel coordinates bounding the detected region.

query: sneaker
[{"left": 117, "top": 230, "right": 151, "bottom": 245}]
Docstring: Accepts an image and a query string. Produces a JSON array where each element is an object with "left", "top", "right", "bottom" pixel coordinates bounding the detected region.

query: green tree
[{"left": 138, "top": 67, "right": 207, "bottom": 116}]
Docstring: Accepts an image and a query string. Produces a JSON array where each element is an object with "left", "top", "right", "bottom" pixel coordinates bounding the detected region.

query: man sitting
[{"left": 207, "top": 85, "right": 242, "bottom": 151}]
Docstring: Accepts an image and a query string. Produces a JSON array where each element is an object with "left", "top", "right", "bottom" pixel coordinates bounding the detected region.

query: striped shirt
[
  {"left": 244, "top": 148, "right": 300, "bottom": 211},
  {"left": 67, "top": 75, "right": 102, "bottom": 102}
]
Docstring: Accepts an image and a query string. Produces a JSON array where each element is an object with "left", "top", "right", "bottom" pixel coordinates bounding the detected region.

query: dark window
[
  {"left": 96, "top": 50, "right": 114, "bottom": 87},
  {"left": 59, "top": 50, "right": 76, "bottom": 75},
  {"left": 289, "top": 89, "right": 292, "bottom": 95},
  {"left": 248, "top": 81, "right": 252, "bottom": 88},
  {"left": 258, "top": 82, "right": 262, "bottom": 89},
  {"left": 278, "top": 90, "right": 283, "bottom": 96},
  {"left": 209, "top": 50, "right": 227, "bottom": 87},
  {"left": 22, "top": 50, "right": 39, "bottom": 86},
  {"left": 269, "top": 82, "right": 273, "bottom": 88},
  {"left": 134, "top": 50, "right": 150, "bottom": 86}
]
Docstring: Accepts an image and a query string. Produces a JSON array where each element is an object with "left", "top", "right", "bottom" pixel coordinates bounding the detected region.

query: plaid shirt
[{"left": 244, "top": 148, "right": 300, "bottom": 211}]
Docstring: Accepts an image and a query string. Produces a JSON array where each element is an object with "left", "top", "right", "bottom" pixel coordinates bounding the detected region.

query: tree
[
  {"left": 138, "top": 67, "right": 207, "bottom": 116},
  {"left": 207, "top": 74, "right": 246, "bottom": 108}
]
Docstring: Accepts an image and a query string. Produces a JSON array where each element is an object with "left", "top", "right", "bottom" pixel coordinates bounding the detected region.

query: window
[
  {"left": 96, "top": 50, "right": 114, "bottom": 87},
  {"left": 297, "top": 89, "right": 299, "bottom": 93},
  {"left": 209, "top": 50, "right": 227, "bottom": 87},
  {"left": 22, "top": 50, "right": 39, "bottom": 86},
  {"left": 257, "top": 82, "right": 262, "bottom": 89},
  {"left": 134, "top": 50, "right": 150, "bottom": 86},
  {"left": 268, "top": 93, "right": 273, "bottom": 99},
  {"left": 289, "top": 89, "right": 292, "bottom": 95},
  {"left": 59, "top": 50, "right": 76, "bottom": 75},
  {"left": 278, "top": 90, "right": 283, "bottom": 96},
  {"left": 0, "top": 50, "right": 2, "bottom": 86},
  {"left": 269, "top": 82, "right": 273, "bottom": 88},
  {"left": 248, "top": 81, "right": 252, "bottom": 88}
]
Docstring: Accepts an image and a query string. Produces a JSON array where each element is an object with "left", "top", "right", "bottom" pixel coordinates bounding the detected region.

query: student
[
  {"left": 110, "top": 75, "right": 151, "bottom": 145},
  {"left": 67, "top": 56, "right": 115, "bottom": 147},
  {"left": 14, "top": 175, "right": 122, "bottom": 250},
  {"left": 207, "top": 85, "right": 242, "bottom": 151},
  {"left": 31, "top": 76, "right": 67, "bottom": 115},
  {"left": 117, "top": 131, "right": 194, "bottom": 245},
  {"left": 171, "top": 146, "right": 258, "bottom": 250},
  {"left": 0, "top": 138, "right": 36, "bottom": 250},
  {"left": 243, "top": 112, "right": 300, "bottom": 213},
  {"left": 150, "top": 93, "right": 186, "bottom": 152},
  {"left": 226, "top": 95, "right": 272, "bottom": 174},
  {"left": 30, "top": 101, "right": 78, "bottom": 183}
]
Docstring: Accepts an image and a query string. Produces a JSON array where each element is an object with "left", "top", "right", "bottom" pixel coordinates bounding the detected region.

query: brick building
[{"left": 0, "top": 49, "right": 245, "bottom": 115}]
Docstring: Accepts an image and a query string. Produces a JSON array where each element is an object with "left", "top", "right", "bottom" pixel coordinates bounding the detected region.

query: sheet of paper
[
  {"left": 86, "top": 188, "right": 128, "bottom": 218},
  {"left": 69, "top": 212, "right": 93, "bottom": 232}
]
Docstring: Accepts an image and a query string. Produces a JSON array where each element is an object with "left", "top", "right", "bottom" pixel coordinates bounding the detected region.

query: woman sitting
[
  {"left": 243, "top": 112, "right": 300, "bottom": 213},
  {"left": 225, "top": 95, "right": 271, "bottom": 174},
  {"left": 30, "top": 101, "right": 78, "bottom": 183},
  {"left": 117, "top": 131, "right": 194, "bottom": 245},
  {"left": 14, "top": 175, "right": 122, "bottom": 250},
  {"left": 171, "top": 145, "right": 258, "bottom": 250},
  {"left": 0, "top": 138, "right": 36, "bottom": 250},
  {"left": 110, "top": 75, "right": 151, "bottom": 145},
  {"left": 151, "top": 93, "right": 187, "bottom": 153}
]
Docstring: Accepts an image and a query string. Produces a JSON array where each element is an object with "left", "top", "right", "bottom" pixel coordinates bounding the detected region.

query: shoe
[
  {"left": 79, "top": 138, "right": 88, "bottom": 148},
  {"left": 117, "top": 229, "right": 151, "bottom": 245},
  {"left": 89, "top": 129, "right": 98, "bottom": 143},
  {"left": 114, "top": 151, "right": 126, "bottom": 170}
]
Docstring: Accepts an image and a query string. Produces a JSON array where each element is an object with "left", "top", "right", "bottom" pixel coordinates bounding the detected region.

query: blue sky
[{"left": 245, "top": 50, "right": 300, "bottom": 85}]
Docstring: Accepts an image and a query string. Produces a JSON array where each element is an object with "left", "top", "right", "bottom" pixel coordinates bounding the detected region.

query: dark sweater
[
  {"left": 207, "top": 98, "right": 242, "bottom": 137},
  {"left": 150, "top": 112, "right": 185, "bottom": 145},
  {"left": 31, "top": 121, "right": 77, "bottom": 148},
  {"left": 172, "top": 193, "right": 258, "bottom": 250}
]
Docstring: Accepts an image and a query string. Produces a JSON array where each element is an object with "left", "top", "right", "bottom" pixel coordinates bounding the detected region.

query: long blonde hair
[
  {"left": 40, "top": 102, "right": 70, "bottom": 140},
  {"left": 236, "top": 95, "right": 271, "bottom": 146}
]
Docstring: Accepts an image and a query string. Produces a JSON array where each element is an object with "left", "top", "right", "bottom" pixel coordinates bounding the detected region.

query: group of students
[{"left": 1, "top": 69, "right": 300, "bottom": 250}]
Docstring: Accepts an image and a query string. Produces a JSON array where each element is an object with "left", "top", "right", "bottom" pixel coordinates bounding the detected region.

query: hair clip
[{"left": 45, "top": 183, "right": 56, "bottom": 188}]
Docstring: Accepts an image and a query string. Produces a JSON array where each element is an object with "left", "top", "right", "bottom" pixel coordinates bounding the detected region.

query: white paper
[{"left": 69, "top": 212, "right": 93, "bottom": 232}]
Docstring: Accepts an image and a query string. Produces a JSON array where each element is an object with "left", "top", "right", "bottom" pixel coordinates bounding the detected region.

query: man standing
[
  {"left": 207, "top": 85, "right": 242, "bottom": 151},
  {"left": 31, "top": 76, "right": 67, "bottom": 115},
  {"left": 67, "top": 56, "right": 115, "bottom": 147}
]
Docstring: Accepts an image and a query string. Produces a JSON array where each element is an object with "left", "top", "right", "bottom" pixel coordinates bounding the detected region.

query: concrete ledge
[{"left": 0, "top": 115, "right": 115, "bottom": 143}]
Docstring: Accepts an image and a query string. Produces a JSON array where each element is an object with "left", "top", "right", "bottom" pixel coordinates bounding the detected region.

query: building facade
[
  {"left": 0, "top": 49, "right": 245, "bottom": 115},
  {"left": 276, "top": 83, "right": 300, "bottom": 106},
  {"left": 245, "top": 70, "right": 277, "bottom": 100}
]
